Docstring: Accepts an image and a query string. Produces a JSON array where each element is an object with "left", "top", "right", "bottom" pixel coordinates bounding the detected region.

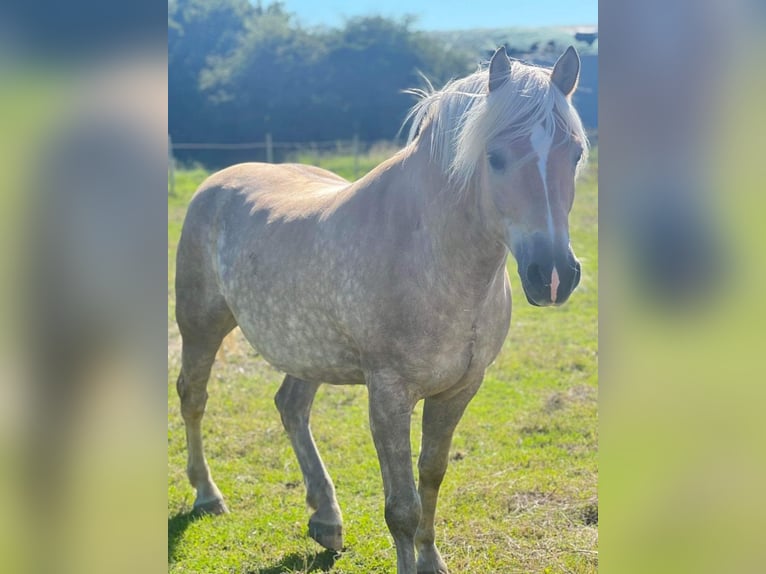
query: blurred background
[
  {"left": 600, "top": 2, "right": 766, "bottom": 573},
  {"left": 1, "top": 0, "right": 765, "bottom": 573}
]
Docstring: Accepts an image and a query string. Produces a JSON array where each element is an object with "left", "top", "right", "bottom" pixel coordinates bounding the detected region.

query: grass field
[{"left": 168, "top": 149, "right": 598, "bottom": 573}]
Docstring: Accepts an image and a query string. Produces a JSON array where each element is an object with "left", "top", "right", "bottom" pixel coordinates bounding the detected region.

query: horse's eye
[{"left": 488, "top": 152, "right": 506, "bottom": 171}]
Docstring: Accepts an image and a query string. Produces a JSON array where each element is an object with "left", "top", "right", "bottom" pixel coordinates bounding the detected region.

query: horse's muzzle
[{"left": 516, "top": 236, "right": 581, "bottom": 307}]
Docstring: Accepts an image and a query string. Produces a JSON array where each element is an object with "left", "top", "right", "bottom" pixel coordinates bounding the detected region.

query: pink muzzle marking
[{"left": 550, "top": 266, "right": 560, "bottom": 303}]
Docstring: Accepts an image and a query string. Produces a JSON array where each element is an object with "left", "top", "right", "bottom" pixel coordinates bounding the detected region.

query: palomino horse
[{"left": 175, "top": 46, "right": 587, "bottom": 573}]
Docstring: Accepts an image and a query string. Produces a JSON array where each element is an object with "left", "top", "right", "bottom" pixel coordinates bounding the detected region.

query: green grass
[
  {"left": 287, "top": 143, "right": 400, "bottom": 181},
  {"left": 168, "top": 150, "right": 598, "bottom": 573}
]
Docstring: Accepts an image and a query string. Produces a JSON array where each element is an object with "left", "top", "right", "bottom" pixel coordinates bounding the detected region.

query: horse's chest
[{"left": 386, "top": 279, "right": 511, "bottom": 394}]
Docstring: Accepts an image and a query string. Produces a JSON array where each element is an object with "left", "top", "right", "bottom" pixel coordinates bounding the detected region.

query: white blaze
[
  {"left": 530, "top": 122, "right": 555, "bottom": 242},
  {"left": 531, "top": 122, "right": 559, "bottom": 302},
  {"left": 550, "top": 266, "right": 560, "bottom": 303}
]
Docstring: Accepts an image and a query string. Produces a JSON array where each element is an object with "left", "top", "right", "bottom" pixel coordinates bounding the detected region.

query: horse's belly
[{"left": 233, "top": 301, "right": 365, "bottom": 385}]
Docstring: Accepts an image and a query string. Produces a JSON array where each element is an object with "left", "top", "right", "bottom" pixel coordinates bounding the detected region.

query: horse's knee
[
  {"left": 178, "top": 374, "right": 208, "bottom": 419},
  {"left": 418, "top": 441, "right": 450, "bottom": 487},
  {"left": 418, "top": 453, "right": 448, "bottom": 485},
  {"left": 385, "top": 490, "right": 422, "bottom": 539},
  {"left": 418, "top": 456, "right": 448, "bottom": 488}
]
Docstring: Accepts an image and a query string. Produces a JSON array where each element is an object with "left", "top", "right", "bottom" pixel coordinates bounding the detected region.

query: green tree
[
  {"left": 168, "top": 0, "right": 254, "bottom": 142},
  {"left": 168, "top": 3, "right": 475, "bottom": 166},
  {"left": 322, "top": 16, "right": 471, "bottom": 140},
  {"left": 202, "top": 2, "right": 328, "bottom": 142}
]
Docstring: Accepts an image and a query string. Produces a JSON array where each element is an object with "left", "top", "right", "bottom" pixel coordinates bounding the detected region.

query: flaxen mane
[{"left": 403, "top": 59, "right": 589, "bottom": 190}]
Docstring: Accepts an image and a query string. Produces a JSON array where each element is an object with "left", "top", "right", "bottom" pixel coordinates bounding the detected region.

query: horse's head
[{"left": 483, "top": 46, "right": 586, "bottom": 307}]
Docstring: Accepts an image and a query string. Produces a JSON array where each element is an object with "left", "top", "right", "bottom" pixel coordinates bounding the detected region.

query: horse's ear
[
  {"left": 551, "top": 46, "right": 580, "bottom": 97},
  {"left": 488, "top": 46, "right": 511, "bottom": 93}
]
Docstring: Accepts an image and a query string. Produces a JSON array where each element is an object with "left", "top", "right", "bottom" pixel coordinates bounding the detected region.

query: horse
[{"left": 174, "top": 45, "right": 588, "bottom": 574}]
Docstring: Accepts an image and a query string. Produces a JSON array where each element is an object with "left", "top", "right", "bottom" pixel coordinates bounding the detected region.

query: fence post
[
  {"left": 353, "top": 132, "right": 360, "bottom": 179},
  {"left": 265, "top": 132, "right": 274, "bottom": 163},
  {"left": 168, "top": 134, "right": 175, "bottom": 196}
]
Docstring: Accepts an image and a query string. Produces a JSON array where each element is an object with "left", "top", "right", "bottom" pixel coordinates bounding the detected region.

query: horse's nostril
[{"left": 526, "top": 263, "right": 546, "bottom": 286}]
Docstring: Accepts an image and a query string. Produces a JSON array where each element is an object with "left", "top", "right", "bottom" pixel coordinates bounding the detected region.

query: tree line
[{"left": 169, "top": 0, "right": 476, "bottom": 167}]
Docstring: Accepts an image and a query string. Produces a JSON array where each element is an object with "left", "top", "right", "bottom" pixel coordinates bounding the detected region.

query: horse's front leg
[
  {"left": 367, "top": 372, "right": 421, "bottom": 574},
  {"left": 415, "top": 373, "right": 484, "bottom": 574}
]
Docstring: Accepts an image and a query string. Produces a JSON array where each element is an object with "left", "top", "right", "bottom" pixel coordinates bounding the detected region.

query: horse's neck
[{"left": 398, "top": 139, "right": 508, "bottom": 290}]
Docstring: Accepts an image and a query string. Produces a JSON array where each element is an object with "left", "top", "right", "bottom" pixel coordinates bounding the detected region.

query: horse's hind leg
[
  {"left": 176, "top": 297, "right": 236, "bottom": 515},
  {"left": 275, "top": 375, "right": 343, "bottom": 551}
]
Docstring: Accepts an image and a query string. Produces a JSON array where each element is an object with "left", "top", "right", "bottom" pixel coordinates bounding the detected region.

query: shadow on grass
[
  {"left": 168, "top": 509, "right": 203, "bottom": 563},
  {"left": 255, "top": 549, "right": 341, "bottom": 574}
]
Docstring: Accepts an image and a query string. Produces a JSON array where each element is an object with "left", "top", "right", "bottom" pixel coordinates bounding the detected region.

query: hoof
[
  {"left": 193, "top": 498, "right": 229, "bottom": 516},
  {"left": 308, "top": 518, "right": 343, "bottom": 551}
]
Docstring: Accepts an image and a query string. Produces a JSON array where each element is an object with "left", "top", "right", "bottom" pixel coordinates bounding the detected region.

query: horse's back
[{"left": 190, "top": 162, "right": 350, "bottom": 224}]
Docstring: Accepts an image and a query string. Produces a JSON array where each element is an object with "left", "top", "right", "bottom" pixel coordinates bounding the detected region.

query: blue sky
[{"left": 279, "top": 0, "right": 597, "bottom": 30}]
